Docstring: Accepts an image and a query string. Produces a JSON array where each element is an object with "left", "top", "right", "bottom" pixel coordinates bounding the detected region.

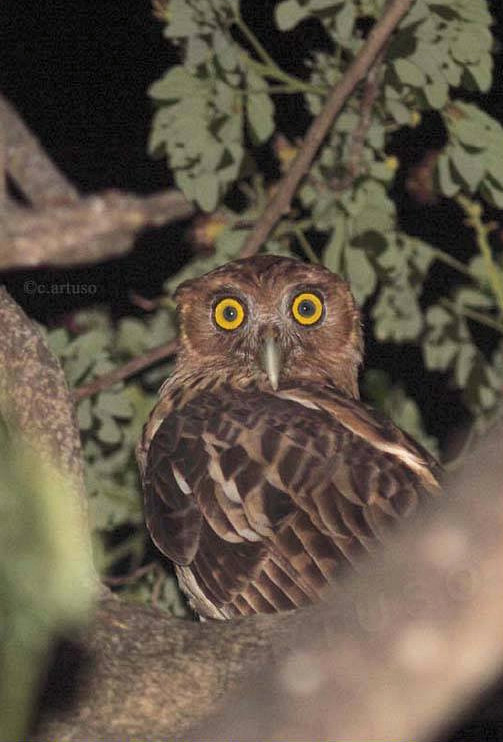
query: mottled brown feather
[
  {"left": 138, "top": 256, "right": 442, "bottom": 619},
  {"left": 142, "top": 381, "right": 441, "bottom": 617}
]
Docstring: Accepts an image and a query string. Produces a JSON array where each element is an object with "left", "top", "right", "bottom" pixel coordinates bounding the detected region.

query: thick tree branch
[
  {"left": 239, "top": 0, "right": 413, "bottom": 257},
  {"left": 0, "top": 287, "right": 98, "bottom": 587},
  {"left": 0, "top": 94, "right": 195, "bottom": 268},
  {"left": 0, "top": 190, "right": 195, "bottom": 269},
  {"left": 32, "top": 429, "right": 503, "bottom": 741},
  {"left": 0, "top": 92, "right": 79, "bottom": 207}
]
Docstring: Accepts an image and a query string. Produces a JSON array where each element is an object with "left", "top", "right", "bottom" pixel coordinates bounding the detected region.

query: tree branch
[
  {"left": 0, "top": 92, "right": 79, "bottom": 207},
  {"left": 33, "top": 429, "right": 503, "bottom": 741},
  {"left": 74, "top": 338, "right": 178, "bottom": 401},
  {"left": 0, "top": 286, "right": 99, "bottom": 588},
  {"left": 330, "top": 47, "right": 387, "bottom": 190},
  {"left": 239, "top": 0, "right": 413, "bottom": 257},
  {"left": 0, "top": 190, "right": 195, "bottom": 269},
  {"left": 0, "top": 94, "right": 196, "bottom": 269}
]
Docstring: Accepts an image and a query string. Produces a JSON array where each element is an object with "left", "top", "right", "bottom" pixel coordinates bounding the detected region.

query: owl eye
[
  {"left": 291, "top": 292, "right": 324, "bottom": 326},
  {"left": 213, "top": 297, "right": 245, "bottom": 331}
]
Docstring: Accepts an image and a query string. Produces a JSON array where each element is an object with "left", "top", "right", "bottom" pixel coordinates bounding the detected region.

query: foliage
[
  {"left": 47, "top": 308, "right": 187, "bottom": 616},
  {"left": 148, "top": 0, "right": 502, "bottom": 430},
  {"left": 44, "top": 0, "right": 503, "bottom": 608},
  {"left": 0, "top": 428, "right": 94, "bottom": 740}
]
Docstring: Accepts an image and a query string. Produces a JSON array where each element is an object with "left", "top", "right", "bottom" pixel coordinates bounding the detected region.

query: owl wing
[{"left": 141, "top": 383, "right": 442, "bottom": 618}]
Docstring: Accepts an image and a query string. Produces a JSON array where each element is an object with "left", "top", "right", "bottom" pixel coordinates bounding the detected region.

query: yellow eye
[
  {"left": 291, "top": 292, "right": 324, "bottom": 326},
  {"left": 213, "top": 297, "right": 245, "bottom": 331}
]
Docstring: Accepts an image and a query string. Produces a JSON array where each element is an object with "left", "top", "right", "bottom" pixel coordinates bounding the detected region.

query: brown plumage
[{"left": 137, "top": 255, "right": 441, "bottom": 619}]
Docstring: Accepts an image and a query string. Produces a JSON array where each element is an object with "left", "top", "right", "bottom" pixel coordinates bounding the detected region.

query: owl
[{"left": 137, "top": 255, "right": 441, "bottom": 619}]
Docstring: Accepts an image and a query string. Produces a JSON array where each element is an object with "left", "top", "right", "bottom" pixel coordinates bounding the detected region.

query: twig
[
  {"left": 440, "top": 297, "right": 503, "bottom": 335},
  {"left": 294, "top": 226, "right": 319, "bottom": 264},
  {"left": 239, "top": 0, "right": 413, "bottom": 257},
  {"left": 233, "top": 11, "right": 326, "bottom": 96},
  {"left": 103, "top": 562, "right": 156, "bottom": 587},
  {"left": 431, "top": 246, "right": 476, "bottom": 279},
  {"left": 151, "top": 566, "right": 165, "bottom": 608},
  {"left": 331, "top": 47, "right": 387, "bottom": 190},
  {"left": 456, "top": 194, "right": 503, "bottom": 317},
  {"left": 73, "top": 338, "right": 178, "bottom": 401}
]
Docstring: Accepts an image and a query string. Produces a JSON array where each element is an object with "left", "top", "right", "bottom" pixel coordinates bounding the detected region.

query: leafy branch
[
  {"left": 239, "top": 0, "right": 414, "bottom": 257},
  {"left": 456, "top": 193, "right": 503, "bottom": 316},
  {"left": 234, "top": 10, "right": 327, "bottom": 95}
]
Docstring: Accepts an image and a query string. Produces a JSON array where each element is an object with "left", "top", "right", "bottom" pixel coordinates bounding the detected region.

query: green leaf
[
  {"left": 213, "top": 29, "right": 240, "bottom": 72},
  {"left": 436, "top": 153, "right": 459, "bottom": 197},
  {"left": 46, "top": 327, "right": 70, "bottom": 356},
  {"left": 275, "top": 0, "right": 311, "bottom": 30},
  {"left": 96, "top": 391, "right": 133, "bottom": 419},
  {"left": 247, "top": 91, "right": 275, "bottom": 144},
  {"left": 88, "top": 485, "right": 142, "bottom": 531},
  {"left": 480, "top": 180, "right": 503, "bottom": 209},
  {"left": 163, "top": 1, "right": 199, "bottom": 38},
  {"left": 486, "top": 158, "right": 503, "bottom": 192},
  {"left": 369, "top": 161, "right": 396, "bottom": 183},
  {"left": 456, "top": 287, "right": 494, "bottom": 310},
  {"left": 96, "top": 417, "right": 122, "bottom": 445},
  {"left": 454, "top": 342, "right": 477, "bottom": 386},
  {"left": 146, "top": 309, "right": 177, "bottom": 348},
  {"left": 194, "top": 172, "right": 220, "bottom": 212},
  {"left": 423, "top": 337, "right": 458, "bottom": 372},
  {"left": 451, "top": 28, "right": 488, "bottom": 64},
  {"left": 424, "top": 79, "right": 448, "bottom": 109},
  {"left": 386, "top": 99, "right": 411, "bottom": 126},
  {"left": 372, "top": 284, "right": 423, "bottom": 342},
  {"left": 311, "top": 191, "right": 338, "bottom": 230},
  {"left": 449, "top": 146, "right": 485, "bottom": 192},
  {"left": 77, "top": 398, "right": 93, "bottom": 431},
  {"left": 400, "top": 0, "right": 429, "bottom": 27},
  {"left": 456, "top": 2, "right": 491, "bottom": 24},
  {"left": 335, "top": 110, "right": 360, "bottom": 133},
  {"left": 116, "top": 318, "right": 150, "bottom": 356},
  {"left": 148, "top": 67, "right": 204, "bottom": 101},
  {"left": 452, "top": 118, "right": 487, "bottom": 150},
  {"left": 344, "top": 245, "right": 376, "bottom": 305},
  {"left": 335, "top": 3, "right": 355, "bottom": 39},
  {"left": 462, "top": 54, "right": 493, "bottom": 93},
  {"left": 422, "top": 305, "right": 459, "bottom": 371},
  {"left": 393, "top": 58, "right": 426, "bottom": 87},
  {"left": 347, "top": 180, "right": 396, "bottom": 235},
  {"left": 323, "top": 217, "right": 346, "bottom": 274},
  {"left": 215, "top": 227, "right": 249, "bottom": 255}
]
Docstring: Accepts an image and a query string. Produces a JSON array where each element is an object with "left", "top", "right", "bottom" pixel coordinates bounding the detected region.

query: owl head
[{"left": 174, "top": 255, "right": 363, "bottom": 397}]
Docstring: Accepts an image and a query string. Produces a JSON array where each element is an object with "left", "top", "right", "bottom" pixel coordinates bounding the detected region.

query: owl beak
[{"left": 261, "top": 334, "right": 282, "bottom": 391}]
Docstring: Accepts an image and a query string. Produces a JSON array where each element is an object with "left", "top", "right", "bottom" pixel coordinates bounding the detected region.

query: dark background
[{"left": 0, "top": 0, "right": 502, "bottom": 448}]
